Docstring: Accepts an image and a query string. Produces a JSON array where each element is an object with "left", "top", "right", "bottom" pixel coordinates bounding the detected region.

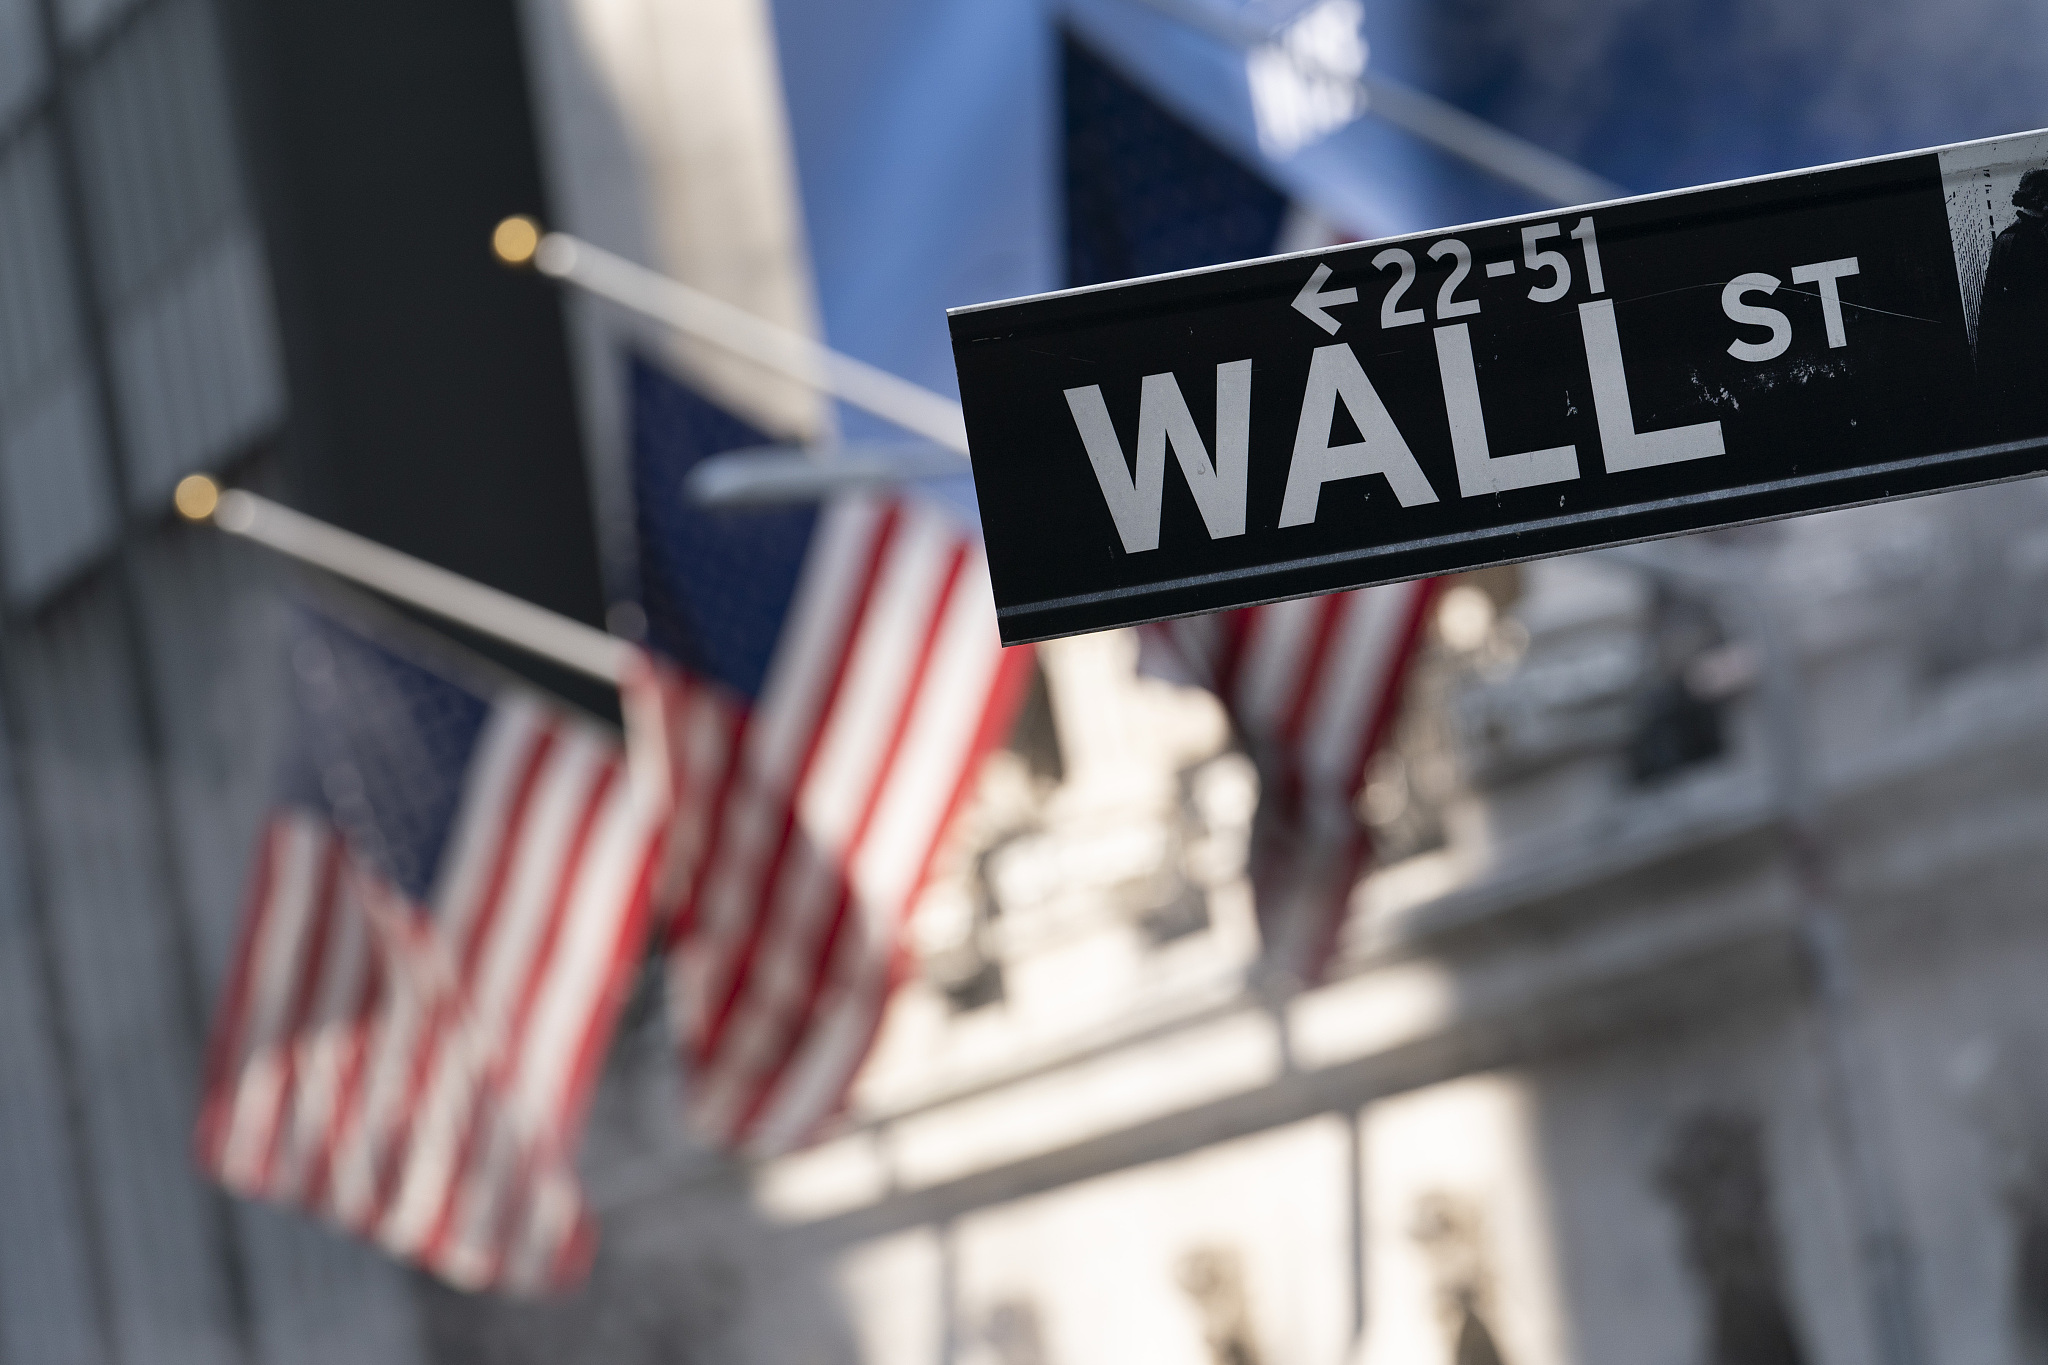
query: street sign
[{"left": 950, "top": 129, "right": 2048, "bottom": 645}]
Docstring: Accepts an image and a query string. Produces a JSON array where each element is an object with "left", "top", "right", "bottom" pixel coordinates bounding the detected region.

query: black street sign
[{"left": 950, "top": 130, "right": 2048, "bottom": 645}]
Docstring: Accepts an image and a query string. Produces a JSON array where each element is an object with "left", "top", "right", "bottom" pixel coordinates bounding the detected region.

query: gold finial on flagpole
[
  {"left": 491, "top": 214, "right": 543, "bottom": 267},
  {"left": 174, "top": 473, "right": 221, "bottom": 522}
]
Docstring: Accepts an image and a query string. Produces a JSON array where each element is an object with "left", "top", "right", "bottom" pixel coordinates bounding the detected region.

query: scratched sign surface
[{"left": 951, "top": 130, "right": 2048, "bottom": 645}]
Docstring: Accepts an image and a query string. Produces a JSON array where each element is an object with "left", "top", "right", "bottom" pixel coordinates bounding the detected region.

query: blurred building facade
[
  {"left": 0, "top": 0, "right": 598, "bottom": 1361},
  {"left": 0, "top": 0, "right": 394, "bottom": 1361}
]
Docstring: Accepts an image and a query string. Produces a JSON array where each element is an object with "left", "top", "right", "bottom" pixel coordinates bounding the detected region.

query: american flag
[
  {"left": 626, "top": 359, "right": 1031, "bottom": 1156},
  {"left": 1140, "top": 586, "right": 1437, "bottom": 983},
  {"left": 195, "top": 596, "right": 666, "bottom": 1292},
  {"left": 1068, "top": 33, "right": 1439, "bottom": 984}
]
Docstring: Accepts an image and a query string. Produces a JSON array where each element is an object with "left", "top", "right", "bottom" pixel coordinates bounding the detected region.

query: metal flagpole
[
  {"left": 489, "top": 220, "right": 973, "bottom": 504},
  {"left": 172, "top": 214, "right": 996, "bottom": 647},
  {"left": 513, "top": 227, "right": 972, "bottom": 457},
  {"left": 173, "top": 477, "right": 632, "bottom": 686}
]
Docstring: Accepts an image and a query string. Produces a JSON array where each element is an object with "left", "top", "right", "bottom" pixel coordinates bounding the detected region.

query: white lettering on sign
[
  {"left": 1722, "top": 257, "right": 1860, "bottom": 358},
  {"left": 1580, "top": 299, "right": 1726, "bottom": 472},
  {"left": 1062, "top": 212, "right": 1814, "bottom": 555},
  {"left": 1373, "top": 248, "right": 1425, "bottom": 329},
  {"left": 1507, "top": 216, "right": 1606, "bottom": 302},
  {"left": 1570, "top": 217, "right": 1605, "bottom": 294},
  {"left": 1429, "top": 238, "right": 1481, "bottom": 318},
  {"left": 1434, "top": 324, "right": 1580, "bottom": 496},
  {"left": 1065, "top": 362, "right": 1253, "bottom": 554},
  {"left": 1279, "top": 343, "right": 1440, "bottom": 526},
  {"left": 1791, "top": 257, "right": 1860, "bottom": 347},
  {"left": 1291, "top": 262, "right": 1360, "bottom": 335},
  {"left": 1722, "top": 273, "right": 1792, "bottom": 362},
  {"left": 1521, "top": 223, "right": 1572, "bottom": 303}
]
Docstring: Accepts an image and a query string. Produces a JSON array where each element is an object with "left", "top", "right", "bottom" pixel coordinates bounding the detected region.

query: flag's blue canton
[
  {"left": 278, "top": 605, "right": 491, "bottom": 905},
  {"left": 1063, "top": 32, "right": 1287, "bottom": 289},
  {"left": 631, "top": 357, "right": 819, "bottom": 702}
]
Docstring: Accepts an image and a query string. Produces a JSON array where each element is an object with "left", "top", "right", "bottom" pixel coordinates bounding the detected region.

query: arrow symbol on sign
[{"left": 1291, "top": 262, "right": 1359, "bottom": 335}]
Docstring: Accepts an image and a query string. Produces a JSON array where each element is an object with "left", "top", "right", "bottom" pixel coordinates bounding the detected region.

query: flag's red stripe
[
  {"left": 734, "top": 885, "right": 857, "bottom": 1143},
  {"left": 1301, "top": 833, "right": 1375, "bottom": 987},
  {"left": 485, "top": 798, "right": 665, "bottom": 1285},
  {"left": 328, "top": 898, "right": 411, "bottom": 1233},
  {"left": 359, "top": 983, "right": 449, "bottom": 1236},
  {"left": 728, "top": 541, "right": 970, "bottom": 1141},
  {"left": 796, "top": 636, "right": 1037, "bottom": 1146},
  {"left": 1301, "top": 581, "right": 1441, "bottom": 985},
  {"left": 428, "top": 749, "right": 610, "bottom": 1260},
  {"left": 695, "top": 503, "right": 904, "bottom": 1066},
  {"left": 628, "top": 661, "right": 706, "bottom": 930},
  {"left": 548, "top": 1213, "right": 598, "bottom": 1294},
  {"left": 253, "top": 835, "right": 349, "bottom": 1191},
  {"left": 664, "top": 686, "right": 751, "bottom": 950},
  {"left": 423, "top": 756, "right": 621, "bottom": 1267},
  {"left": 455, "top": 726, "right": 564, "bottom": 979},
  {"left": 363, "top": 724, "right": 560, "bottom": 1234},
  {"left": 916, "top": 642, "right": 1037, "bottom": 918},
  {"left": 647, "top": 671, "right": 691, "bottom": 921},
  {"left": 195, "top": 819, "right": 284, "bottom": 1172},
  {"left": 475, "top": 1146, "right": 545, "bottom": 1289},
  {"left": 663, "top": 670, "right": 694, "bottom": 812},
  {"left": 300, "top": 925, "right": 385, "bottom": 1215},
  {"left": 1273, "top": 592, "right": 1350, "bottom": 821},
  {"left": 558, "top": 811, "right": 664, "bottom": 1126},
  {"left": 1344, "top": 581, "right": 1440, "bottom": 796},
  {"left": 1214, "top": 608, "right": 1257, "bottom": 707}
]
